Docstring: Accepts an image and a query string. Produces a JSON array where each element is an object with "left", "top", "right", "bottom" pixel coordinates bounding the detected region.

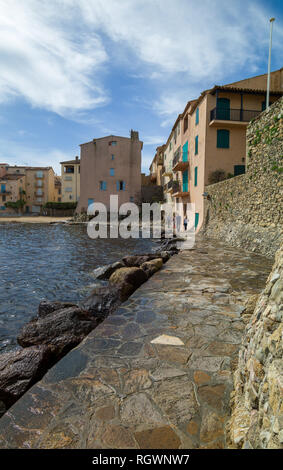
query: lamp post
[{"left": 266, "top": 17, "right": 275, "bottom": 110}]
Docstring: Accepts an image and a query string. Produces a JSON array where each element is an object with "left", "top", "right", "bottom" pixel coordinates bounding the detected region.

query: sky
[{"left": 0, "top": 0, "right": 282, "bottom": 175}]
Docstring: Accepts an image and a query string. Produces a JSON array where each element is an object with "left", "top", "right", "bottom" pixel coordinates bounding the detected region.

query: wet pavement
[{"left": 0, "top": 237, "right": 272, "bottom": 449}]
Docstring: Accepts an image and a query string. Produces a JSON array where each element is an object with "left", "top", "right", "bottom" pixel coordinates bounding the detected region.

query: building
[
  {"left": 60, "top": 157, "right": 80, "bottom": 203},
  {"left": 150, "top": 68, "right": 283, "bottom": 231},
  {"left": 2, "top": 165, "right": 56, "bottom": 214},
  {"left": 77, "top": 131, "right": 142, "bottom": 213},
  {"left": 149, "top": 145, "right": 166, "bottom": 186},
  {"left": 0, "top": 174, "right": 26, "bottom": 213}
]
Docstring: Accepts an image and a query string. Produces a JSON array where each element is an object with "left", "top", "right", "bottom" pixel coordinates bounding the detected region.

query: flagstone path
[{"left": 0, "top": 237, "right": 272, "bottom": 449}]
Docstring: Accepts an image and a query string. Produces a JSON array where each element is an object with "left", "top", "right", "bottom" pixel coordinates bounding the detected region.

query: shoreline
[{"left": 0, "top": 216, "right": 72, "bottom": 224}]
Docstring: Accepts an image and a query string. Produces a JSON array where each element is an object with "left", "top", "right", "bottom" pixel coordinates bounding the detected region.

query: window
[
  {"left": 64, "top": 166, "right": 74, "bottom": 174},
  {"left": 195, "top": 136, "right": 199, "bottom": 155},
  {"left": 2, "top": 195, "right": 6, "bottom": 202},
  {"left": 194, "top": 167, "right": 198, "bottom": 187},
  {"left": 109, "top": 141, "right": 117, "bottom": 146},
  {"left": 234, "top": 165, "right": 245, "bottom": 176},
  {"left": 69, "top": 195, "right": 73, "bottom": 200},
  {"left": 111, "top": 155, "right": 115, "bottom": 160},
  {"left": 184, "top": 114, "right": 188, "bottom": 133},
  {"left": 36, "top": 189, "right": 43, "bottom": 196},
  {"left": 100, "top": 181, "right": 107, "bottom": 191},
  {"left": 36, "top": 171, "right": 43, "bottom": 178},
  {"left": 195, "top": 107, "right": 199, "bottom": 125},
  {"left": 117, "top": 181, "right": 126, "bottom": 191},
  {"left": 110, "top": 168, "right": 115, "bottom": 176},
  {"left": 58, "top": 197, "right": 61, "bottom": 202},
  {"left": 217, "top": 129, "right": 230, "bottom": 148},
  {"left": 65, "top": 176, "right": 72, "bottom": 181},
  {"left": 65, "top": 187, "right": 72, "bottom": 192},
  {"left": 1, "top": 184, "right": 6, "bottom": 193},
  {"left": 88, "top": 198, "right": 94, "bottom": 207},
  {"left": 130, "top": 196, "right": 134, "bottom": 202}
]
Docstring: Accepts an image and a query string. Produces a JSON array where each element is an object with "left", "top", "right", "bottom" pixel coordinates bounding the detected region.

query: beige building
[
  {"left": 0, "top": 174, "right": 26, "bottom": 213},
  {"left": 4, "top": 165, "right": 56, "bottom": 213},
  {"left": 60, "top": 157, "right": 80, "bottom": 203},
  {"left": 77, "top": 131, "right": 142, "bottom": 213},
  {"left": 149, "top": 145, "right": 166, "bottom": 186},
  {"left": 150, "top": 68, "right": 283, "bottom": 231}
]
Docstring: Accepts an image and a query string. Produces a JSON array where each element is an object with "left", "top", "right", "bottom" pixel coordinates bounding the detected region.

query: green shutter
[
  {"left": 195, "top": 136, "right": 198, "bottom": 155},
  {"left": 217, "top": 130, "right": 229, "bottom": 148},
  {"left": 196, "top": 108, "right": 199, "bottom": 125},
  {"left": 195, "top": 212, "right": 199, "bottom": 229},
  {"left": 194, "top": 167, "right": 198, "bottom": 186}
]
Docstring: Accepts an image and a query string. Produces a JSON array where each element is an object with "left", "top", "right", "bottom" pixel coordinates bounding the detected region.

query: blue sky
[{"left": 0, "top": 0, "right": 282, "bottom": 175}]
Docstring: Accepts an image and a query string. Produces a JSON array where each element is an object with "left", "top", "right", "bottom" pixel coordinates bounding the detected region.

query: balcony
[
  {"left": 172, "top": 181, "right": 189, "bottom": 198},
  {"left": 210, "top": 107, "right": 262, "bottom": 128},
  {"left": 172, "top": 151, "right": 189, "bottom": 172},
  {"left": 162, "top": 165, "right": 173, "bottom": 177}
]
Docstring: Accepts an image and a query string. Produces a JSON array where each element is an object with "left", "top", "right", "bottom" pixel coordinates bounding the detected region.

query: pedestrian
[
  {"left": 183, "top": 215, "right": 188, "bottom": 231},
  {"left": 176, "top": 214, "right": 181, "bottom": 232}
]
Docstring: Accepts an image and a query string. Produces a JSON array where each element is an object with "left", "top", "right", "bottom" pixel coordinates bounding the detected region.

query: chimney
[{"left": 130, "top": 130, "right": 139, "bottom": 141}]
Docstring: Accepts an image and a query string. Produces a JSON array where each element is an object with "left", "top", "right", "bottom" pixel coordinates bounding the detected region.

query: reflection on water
[{"left": 0, "top": 223, "right": 156, "bottom": 353}]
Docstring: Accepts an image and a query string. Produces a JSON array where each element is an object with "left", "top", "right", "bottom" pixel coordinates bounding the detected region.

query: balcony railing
[
  {"left": 171, "top": 180, "right": 180, "bottom": 193},
  {"left": 210, "top": 107, "right": 261, "bottom": 123}
]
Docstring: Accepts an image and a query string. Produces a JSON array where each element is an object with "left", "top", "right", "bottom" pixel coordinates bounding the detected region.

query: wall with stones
[
  {"left": 203, "top": 97, "right": 283, "bottom": 258},
  {"left": 228, "top": 244, "right": 283, "bottom": 448}
]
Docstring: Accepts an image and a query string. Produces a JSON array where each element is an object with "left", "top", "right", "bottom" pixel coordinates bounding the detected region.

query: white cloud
[
  {"left": 0, "top": 0, "right": 281, "bottom": 121},
  {"left": 0, "top": 138, "right": 73, "bottom": 174},
  {"left": 0, "top": 0, "right": 109, "bottom": 116}
]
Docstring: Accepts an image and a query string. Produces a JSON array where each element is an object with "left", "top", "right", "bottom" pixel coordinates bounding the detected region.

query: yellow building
[
  {"left": 5, "top": 166, "right": 56, "bottom": 214},
  {"left": 54, "top": 176, "right": 62, "bottom": 202},
  {"left": 60, "top": 157, "right": 80, "bottom": 203}
]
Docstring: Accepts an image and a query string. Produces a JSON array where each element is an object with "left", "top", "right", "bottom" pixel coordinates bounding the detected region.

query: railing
[
  {"left": 210, "top": 107, "right": 261, "bottom": 122},
  {"left": 173, "top": 151, "right": 189, "bottom": 167},
  {"left": 172, "top": 180, "right": 180, "bottom": 193}
]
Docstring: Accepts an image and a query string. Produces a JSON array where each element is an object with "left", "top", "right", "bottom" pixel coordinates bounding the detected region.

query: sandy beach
[{"left": 0, "top": 216, "right": 72, "bottom": 224}]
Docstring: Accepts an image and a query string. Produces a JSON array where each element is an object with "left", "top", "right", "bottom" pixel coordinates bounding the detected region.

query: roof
[
  {"left": 80, "top": 133, "right": 143, "bottom": 147},
  {"left": 60, "top": 159, "right": 80, "bottom": 165},
  {"left": 7, "top": 165, "right": 53, "bottom": 170},
  {"left": 0, "top": 174, "right": 25, "bottom": 181}
]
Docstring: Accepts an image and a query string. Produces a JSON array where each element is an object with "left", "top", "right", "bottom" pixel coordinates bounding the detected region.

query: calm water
[{"left": 0, "top": 223, "right": 156, "bottom": 353}]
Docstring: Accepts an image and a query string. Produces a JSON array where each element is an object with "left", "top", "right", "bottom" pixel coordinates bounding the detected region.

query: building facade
[
  {"left": 60, "top": 157, "right": 80, "bottom": 203},
  {"left": 0, "top": 165, "right": 56, "bottom": 214},
  {"left": 0, "top": 174, "right": 26, "bottom": 213},
  {"left": 150, "top": 68, "right": 283, "bottom": 232},
  {"left": 77, "top": 131, "right": 142, "bottom": 213}
]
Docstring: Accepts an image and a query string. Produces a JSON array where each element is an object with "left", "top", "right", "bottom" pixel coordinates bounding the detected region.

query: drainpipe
[{"left": 266, "top": 18, "right": 275, "bottom": 110}]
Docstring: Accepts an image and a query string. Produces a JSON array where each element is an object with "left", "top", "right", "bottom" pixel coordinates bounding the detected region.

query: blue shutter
[
  {"left": 122, "top": 181, "right": 126, "bottom": 191},
  {"left": 195, "top": 212, "right": 199, "bottom": 229},
  {"left": 116, "top": 181, "right": 120, "bottom": 191},
  {"left": 182, "top": 141, "right": 188, "bottom": 162},
  {"left": 183, "top": 170, "right": 188, "bottom": 192},
  {"left": 88, "top": 198, "right": 94, "bottom": 207}
]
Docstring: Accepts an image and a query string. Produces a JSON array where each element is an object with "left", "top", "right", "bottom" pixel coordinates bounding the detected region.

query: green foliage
[{"left": 5, "top": 199, "right": 26, "bottom": 212}]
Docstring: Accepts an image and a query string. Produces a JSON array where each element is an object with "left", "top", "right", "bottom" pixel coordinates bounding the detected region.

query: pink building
[{"left": 77, "top": 131, "right": 142, "bottom": 213}]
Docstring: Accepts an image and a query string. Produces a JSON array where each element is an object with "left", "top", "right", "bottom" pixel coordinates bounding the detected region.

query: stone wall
[
  {"left": 228, "top": 244, "right": 283, "bottom": 448},
  {"left": 203, "top": 97, "right": 283, "bottom": 258}
]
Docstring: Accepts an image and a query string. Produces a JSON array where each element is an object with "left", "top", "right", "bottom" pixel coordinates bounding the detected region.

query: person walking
[{"left": 183, "top": 215, "right": 188, "bottom": 231}]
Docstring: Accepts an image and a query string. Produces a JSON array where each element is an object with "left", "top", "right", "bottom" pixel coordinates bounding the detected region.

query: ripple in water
[{"left": 0, "top": 223, "right": 156, "bottom": 353}]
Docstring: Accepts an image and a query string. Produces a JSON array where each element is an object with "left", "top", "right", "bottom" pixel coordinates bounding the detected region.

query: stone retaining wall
[
  {"left": 203, "top": 97, "right": 283, "bottom": 258},
  {"left": 228, "top": 244, "right": 283, "bottom": 448}
]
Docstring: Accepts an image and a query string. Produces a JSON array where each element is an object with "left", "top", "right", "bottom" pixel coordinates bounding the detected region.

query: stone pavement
[{"left": 0, "top": 237, "right": 272, "bottom": 449}]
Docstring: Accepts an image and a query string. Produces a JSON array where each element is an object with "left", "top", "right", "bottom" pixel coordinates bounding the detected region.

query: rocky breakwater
[
  {"left": 228, "top": 243, "right": 283, "bottom": 449},
  {"left": 0, "top": 238, "right": 179, "bottom": 417}
]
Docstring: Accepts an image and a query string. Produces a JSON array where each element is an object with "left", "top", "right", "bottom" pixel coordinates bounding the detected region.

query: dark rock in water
[
  {"left": 93, "top": 261, "right": 125, "bottom": 280},
  {"left": 38, "top": 300, "right": 78, "bottom": 318},
  {"left": 0, "top": 345, "right": 51, "bottom": 413},
  {"left": 17, "top": 306, "right": 98, "bottom": 359},
  {"left": 123, "top": 253, "right": 169, "bottom": 267},
  {"left": 80, "top": 285, "right": 121, "bottom": 318}
]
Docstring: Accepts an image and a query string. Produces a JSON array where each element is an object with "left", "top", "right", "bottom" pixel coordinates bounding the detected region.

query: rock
[
  {"left": 80, "top": 285, "right": 121, "bottom": 318},
  {"left": 0, "top": 345, "right": 51, "bottom": 411},
  {"left": 141, "top": 258, "right": 163, "bottom": 277},
  {"left": 122, "top": 254, "right": 162, "bottom": 267},
  {"left": 38, "top": 300, "right": 78, "bottom": 318},
  {"left": 17, "top": 306, "right": 99, "bottom": 359},
  {"left": 109, "top": 267, "right": 148, "bottom": 302},
  {"left": 109, "top": 267, "right": 148, "bottom": 289},
  {"left": 93, "top": 261, "right": 125, "bottom": 280}
]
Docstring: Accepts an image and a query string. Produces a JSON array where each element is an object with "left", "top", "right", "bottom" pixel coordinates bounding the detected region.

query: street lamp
[{"left": 266, "top": 18, "right": 275, "bottom": 110}]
